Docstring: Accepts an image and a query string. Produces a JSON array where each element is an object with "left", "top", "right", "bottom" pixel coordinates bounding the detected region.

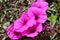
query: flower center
[
  {"left": 28, "top": 25, "right": 36, "bottom": 33},
  {"left": 14, "top": 32, "right": 22, "bottom": 38},
  {"left": 30, "top": 29, "right": 36, "bottom": 33},
  {"left": 35, "top": 15, "right": 38, "bottom": 20},
  {"left": 23, "top": 20, "right": 27, "bottom": 25},
  {"left": 14, "top": 32, "right": 20, "bottom": 36}
]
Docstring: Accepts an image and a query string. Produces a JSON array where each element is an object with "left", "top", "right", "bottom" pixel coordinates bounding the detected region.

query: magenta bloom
[
  {"left": 6, "top": 24, "right": 23, "bottom": 39},
  {"left": 14, "top": 12, "right": 36, "bottom": 32},
  {"left": 6, "top": 12, "right": 36, "bottom": 39},
  {"left": 23, "top": 23, "right": 42, "bottom": 37},
  {"left": 31, "top": 0, "right": 48, "bottom": 11},
  {"left": 27, "top": 7, "right": 47, "bottom": 23},
  {"left": 6, "top": 0, "right": 48, "bottom": 39}
]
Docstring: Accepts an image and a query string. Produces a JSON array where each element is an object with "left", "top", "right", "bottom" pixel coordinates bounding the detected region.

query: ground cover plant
[{"left": 0, "top": 0, "right": 60, "bottom": 40}]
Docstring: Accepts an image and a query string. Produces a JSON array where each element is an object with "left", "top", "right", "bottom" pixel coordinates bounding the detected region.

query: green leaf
[
  {"left": 0, "top": 0, "right": 3, "bottom": 2},
  {"left": 2, "top": 37, "right": 7, "bottom": 40},
  {"left": 3, "top": 22, "right": 10, "bottom": 29},
  {"left": 57, "top": 2, "right": 60, "bottom": 9},
  {"left": 21, "top": 0, "right": 25, "bottom": 2},
  {"left": 48, "top": 13, "right": 57, "bottom": 27},
  {"left": 58, "top": 36, "right": 60, "bottom": 40}
]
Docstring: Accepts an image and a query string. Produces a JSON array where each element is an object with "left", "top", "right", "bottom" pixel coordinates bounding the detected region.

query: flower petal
[{"left": 36, "top": 24, "right": 42, "bottom": 32}]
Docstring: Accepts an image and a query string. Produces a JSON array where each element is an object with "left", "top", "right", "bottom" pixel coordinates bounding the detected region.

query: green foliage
[{"left": 48, "top": 13, "right": 57, "bottom": 27}]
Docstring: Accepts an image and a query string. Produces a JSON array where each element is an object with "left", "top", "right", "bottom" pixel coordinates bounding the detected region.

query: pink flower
[
  {"left": 23, "top": 23, "right": 42, "bottom": 37},
  {"left": 31, "top": 0, "right": 48, "bottom": 11},
  {"left": 6, "top": 12, "right": 36, "bottom": 39},
  {"left": 6, "top": 0, "right": 48, "bottom": 39},
  {"left": 14, "top": 12, "right": 36, "bottom": 32},
  {"left": 6, "top": 24, "right": 23, "bottom": 39},
  {"left": 27, "top": 7, "right": 47, "bottom": 23},
  {"left": 36, "top": 0, "right": 44, "bottom": 2}
]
